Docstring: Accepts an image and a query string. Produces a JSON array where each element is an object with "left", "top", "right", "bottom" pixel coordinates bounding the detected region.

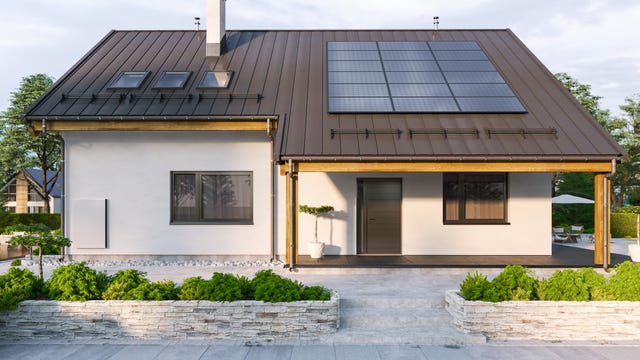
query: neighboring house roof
[
  {"left": 24, "top": 29, "right": 624, "bottom": 162},
  {"left": 24, "top": 169, "right": 62, "bottom": 198}
]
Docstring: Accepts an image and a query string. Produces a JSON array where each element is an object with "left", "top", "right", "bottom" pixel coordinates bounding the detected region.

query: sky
[{"left": 0, "top": 0, "right": 638, "bottom": 116}]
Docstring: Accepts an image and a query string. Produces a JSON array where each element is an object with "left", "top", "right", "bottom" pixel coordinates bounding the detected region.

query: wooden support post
[
  {"left": 594, "top": 174, "right": 611, "bottom": 265},
  {"left": 285, "top": 161, "right": 298, "bottom": 267}
]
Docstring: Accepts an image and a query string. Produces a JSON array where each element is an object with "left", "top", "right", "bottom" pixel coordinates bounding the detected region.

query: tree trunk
[{"left": 38, "top": 246, "right": 43, "bottom": 280}]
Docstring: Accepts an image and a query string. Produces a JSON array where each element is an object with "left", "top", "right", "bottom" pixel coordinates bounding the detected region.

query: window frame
[
  {"left": 152, "top": 71, "right": 192, "bottom": 89},
  {"left": 442, "top": 172, "right": 509, "bottom": 225},
  {"left": 108, "top": 71, "right": 150, "bottom": 89},
  {"left": 170, "top": 171, "right": 253, "bottom": 225}
]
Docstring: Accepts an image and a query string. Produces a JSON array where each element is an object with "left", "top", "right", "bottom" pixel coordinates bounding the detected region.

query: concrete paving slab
[
  {"left": 154, "top": 344, "right": 208, "bottom": 359},
  {"left": 8, "top": 344, "right": 85, "bottom": 360},
  {"left": 376, "top": 345, "right": 428, "bottom": 360},
  {"left": 245, "top": 345, "right": 294, "bottom": 360},
  {"left": 291, "top": 344, "right": 336, "bottom": 360},
  {"left": 64, "top": 344, "right": 126, "bottom": 360},
  {"left": 589, "top": 346, "right": 640, "bottom": 360},
  {"left": 546, "top": 346, "right": 609, "bottom": 359},
  {"left": 199, "top": 345, "right": 250, "bottom": 360},
  {"left": 107, "top": 344, "right": 166, "bottom": 360},
  {"left": 334, "top": 345, "right": 382, "bottom": 360},
  {"left": 0, "top": 344, "right": 35, "bottom": 359}
]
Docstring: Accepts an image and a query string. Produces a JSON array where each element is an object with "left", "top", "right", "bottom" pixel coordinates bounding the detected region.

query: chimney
[{"left": 206, "top": 0, "right": 226, "bottom": 57}]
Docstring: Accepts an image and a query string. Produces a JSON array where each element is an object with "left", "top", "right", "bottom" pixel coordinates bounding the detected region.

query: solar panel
[
  {"left": 328, "top": 71, "right": 386, "bottom": 84},
  {"left": 433, "top": 51, "right": 488, "bottom": 61},
  {"left": 389, "top": 84, "right": 451, "bottom": 97},
  {"left": 326, "top": 41, "right": 526, "bottom": 114},
  {"left": 380, "top": 51, "right": 434, "bottom": 61},
  {"left": 449, "top": 84, "right": 515, "bottom": 97},
  {"left": 443, "top": 71, "right": 505, "bottom": 84},
  {"left": 385, "top": 72, "right": 445, "bottom": 84},
  {"left": 457, "top": 97, "right": 526, "bottom": 112},
  {"left": 328, "top": 97, "right": 393, "bottom": 112},
  {"left": 329, "top": 84, "right": 389, "bottom": 97},
  {"left": 328, "top": 51, "right": 380, "bottom": 61},
  {"left": 383, "top": 61, "right": 439, "bottom": 72},
  {"left": 328, "top": 61, "right": 383, "bottom": 72},
  {"left": 393, "top": 97, "right": 459, "bottom": 112}
]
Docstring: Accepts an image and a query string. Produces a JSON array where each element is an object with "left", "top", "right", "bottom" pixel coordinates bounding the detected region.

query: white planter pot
[
  {"left": 629, "top": 244, "right": 640, "bottom": 262},
  {"left": 308, "top": 242, "right": 325, "bottom": 259}
]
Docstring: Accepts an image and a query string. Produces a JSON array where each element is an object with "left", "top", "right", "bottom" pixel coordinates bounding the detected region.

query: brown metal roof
[{"left": 24, "top": 29, "right": 625, "bottom": 161}]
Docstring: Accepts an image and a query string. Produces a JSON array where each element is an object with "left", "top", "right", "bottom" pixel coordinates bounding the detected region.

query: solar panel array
[{"left": 327, "top": 41, "right": 526, "bottom": 113}]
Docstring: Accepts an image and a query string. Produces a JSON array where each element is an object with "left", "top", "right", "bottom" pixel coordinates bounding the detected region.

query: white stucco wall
[
  {"left": 64, "top": 131, "right": 273, "bottom": 255},
  {"left": 297, "top": 172, "right": 552, "bottom": 256}
]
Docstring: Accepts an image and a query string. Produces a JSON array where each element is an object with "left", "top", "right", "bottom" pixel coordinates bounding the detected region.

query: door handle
[{"left": 369, "top": 218, "right": 376, "bottom": 221}]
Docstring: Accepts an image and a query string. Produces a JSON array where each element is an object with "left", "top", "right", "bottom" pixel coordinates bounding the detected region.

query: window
[
  {"left": 109, "top": 71, "right": 149, "bottom": 89},
  {"left": 171, "top": 171, "right": 252, "bottom": 224},
  {"left": 153, "top": 71, "right": 191, "bottom": 89},
  {"left": 197, "top": 71, "right": 232, "bottom": 88},
  {"left": 443, "top": 173, "right": 508, "bottom": 224}
]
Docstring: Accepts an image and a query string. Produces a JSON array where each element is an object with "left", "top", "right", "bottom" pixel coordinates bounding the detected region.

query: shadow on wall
[{"left": 320, "top": 210, "right": 348, "bottom": 255}]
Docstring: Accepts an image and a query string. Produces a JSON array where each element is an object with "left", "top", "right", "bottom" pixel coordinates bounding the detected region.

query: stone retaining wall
[
  {"left": 0, "top": 294, "right": 339, "bottom": 341},
  {"left": 445, "top": 290, "right": 640, "bottom": 341}
]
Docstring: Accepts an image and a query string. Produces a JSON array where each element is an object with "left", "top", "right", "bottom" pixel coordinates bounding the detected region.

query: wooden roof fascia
[{"left": 279, "top": 160, "right": 615, "bottom": 174}]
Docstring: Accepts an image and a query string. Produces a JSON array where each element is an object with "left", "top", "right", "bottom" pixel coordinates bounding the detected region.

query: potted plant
[{"left": 299, "top": 204, "right": 334, "bottom": 259}]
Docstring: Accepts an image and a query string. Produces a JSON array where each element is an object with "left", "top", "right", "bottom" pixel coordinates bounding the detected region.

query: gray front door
[{"left": 357, "top": 179, "right": 402, "bottom": 254}]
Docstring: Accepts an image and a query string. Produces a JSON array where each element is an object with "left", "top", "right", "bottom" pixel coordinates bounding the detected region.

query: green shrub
[
  {"left": 0, "top": 267, "right": 44, "bottom": 310},
  {"left": 610, "top": 213, "right": 637, "bottom": 238},
  {"left": 617, "top": 205, "right": 640, "bottom": 214},
  {"left": 483, "top": 265, "right": 538, "bottom": 302},
  {"left": 176, "top": 276, "right": 210, "bottom": 300},
  {"left": 45, "top": 263, "right": 108, "bottom": 301},
  {"left": 102, "top": 269, "right": 150, "bottom": 300},
  {"left": 537, "top": 268, "right": 606, "bottom": 301},
  {"left": 127, "top": 280, "right": 177, "bottom": 301},
  {"left": 301, "top": 285, "right": 331, "bottom": 301},
  {"left": 460, "top": 272, "right": 491, "bottom": 301},
  {"left": 251, "top": 270, "right": 304, "bottom": 302},
  {"left": 10, "top": 259, "right": 21, "bottom": 267},
  {"left": 0, "top": 213, "right": 60, "bottom": 233},
  {"left": 606, "top": 261, "right": 640, "bottom": 301}
]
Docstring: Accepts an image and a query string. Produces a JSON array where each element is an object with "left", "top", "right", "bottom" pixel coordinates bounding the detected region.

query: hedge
[
  {"left": 610, "top": 213, "right": 637, "bottom": 238},
  {"left": 0, "top": 213, "right": 61, "bottom": 233}
]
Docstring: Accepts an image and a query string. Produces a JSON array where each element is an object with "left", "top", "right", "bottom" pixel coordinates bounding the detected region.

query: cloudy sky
[{"left": 1, "top": 0, "right": 638, "bottom": 116}]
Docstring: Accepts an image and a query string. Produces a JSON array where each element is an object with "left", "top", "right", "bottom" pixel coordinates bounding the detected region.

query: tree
[
  {"left": 0, "top": 74, "right": 60, "bottom": 213},
  {"left": 610, "top": 95, "right": 640, "bottom": 208},
  {"left": 298, "top": 205, "right": 334, "bottom": 243},
  {"left": 8, "top": 223, "right": 71, "bottom": 280}
]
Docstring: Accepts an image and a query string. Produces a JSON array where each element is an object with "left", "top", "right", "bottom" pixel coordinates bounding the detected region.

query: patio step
[{"left": 322, "top": 295, "right": 486, "bottom": 345}]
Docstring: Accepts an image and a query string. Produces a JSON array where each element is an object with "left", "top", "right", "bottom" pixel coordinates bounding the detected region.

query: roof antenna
[
  {"left": 432, "top": 16, "right": 439, "bottom": 40},
  {"left": 195, "top": 17, "right": 201, "bottom": 31}
]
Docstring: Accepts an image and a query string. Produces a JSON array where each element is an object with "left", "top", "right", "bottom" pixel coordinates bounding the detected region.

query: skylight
[
  {"left": 198, "top": 71, "right": 232, "bottom": 89},
  {"left": 109, "top": 71, "right": 149, "bottom": 89},
  {"left": 153, "top": 71, "right": 191, "bottom": 89}
]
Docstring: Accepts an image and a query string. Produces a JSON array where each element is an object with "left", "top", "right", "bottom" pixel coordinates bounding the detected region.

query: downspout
[
  {"left": 288, "top": 158, "right": 295, "bottom": 270},
  {"left": 267, "top": 118, "right": 276, "bottom": 263},
  {"left": 603, "top": 159, "right": 616, "bottom": 270},
  {"left": 42, "top": 119, "right": 67, "bottom": 259}
]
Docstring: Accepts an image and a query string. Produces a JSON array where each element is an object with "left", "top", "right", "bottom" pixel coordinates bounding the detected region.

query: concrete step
[
  {"left": 340, "top": 308, "right": 452, "bottom": 329},
  {"left": 340, "top": 296, "right": 444, "bottom": 310},
  {"left": 319, "top": 326, "right": 487, "bottom": 345}
]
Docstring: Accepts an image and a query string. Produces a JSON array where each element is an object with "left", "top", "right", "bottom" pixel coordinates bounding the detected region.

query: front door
[{"left": 357, "top": 179, "right": 402, "bottom": 254}]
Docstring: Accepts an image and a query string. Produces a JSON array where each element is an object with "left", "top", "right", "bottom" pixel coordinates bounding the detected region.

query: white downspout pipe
[{"left": 603, "top": 159, "right": 616, "bottom": 270}]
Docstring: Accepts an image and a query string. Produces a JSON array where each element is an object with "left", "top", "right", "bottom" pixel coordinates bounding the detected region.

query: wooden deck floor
[{"left": 297, "top": 244, "right": 631, "bottom": 268}]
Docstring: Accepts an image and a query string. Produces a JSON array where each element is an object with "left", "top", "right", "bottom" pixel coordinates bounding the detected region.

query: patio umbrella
[{"left": 552, "top": 194, "right": 594, "bottom": 204}]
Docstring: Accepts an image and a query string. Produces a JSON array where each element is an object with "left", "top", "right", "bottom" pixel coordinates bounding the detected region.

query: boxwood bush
[
  {"left": 610, "top": 213, "right": 637, "bottom": 238},
  {"left": 537, "top": 268, "right": 606, "bottom": 301},
  {"left": 45, "top": 263, "right": 109, "bottom": 301},
  {"left": 102, "top": 269, "right": 176, "bottom": 300},
  {"left": 0, "top": 267, "right": 44, "bottom": 310}
]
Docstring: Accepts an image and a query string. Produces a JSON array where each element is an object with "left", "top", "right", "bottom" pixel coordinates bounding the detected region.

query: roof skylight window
[
  {"left": 153, "top": 71, "right": 191, "bottom": 89},
  {"left": 109, "top": 71, "right": 149, "bottom": 89},
  {"left": 198, "top": 71, "right": 233, "bottom": 88}
]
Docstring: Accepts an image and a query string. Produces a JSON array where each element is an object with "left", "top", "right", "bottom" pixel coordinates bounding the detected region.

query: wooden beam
[
  {"left": 593, "top": 174, "right": 611, "bottom": 265},
  {"left": 285, "top": 168, "right": 299, "bottom": 266},
  {"left": 29, "top": 120, "right": 272, "bottom": 132},
  {"left": 280, "top": 161, "right": 614, "bottom": 174}
]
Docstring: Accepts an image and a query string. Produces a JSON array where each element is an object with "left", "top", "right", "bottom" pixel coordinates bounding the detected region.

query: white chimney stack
[{"left": 206, "top": 0, "right": 226, "bottom": 57}]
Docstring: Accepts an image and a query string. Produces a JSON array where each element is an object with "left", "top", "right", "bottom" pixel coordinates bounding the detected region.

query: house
[
  {"left": 23, "top": 1, "right": 624, "bottom": 266},
  {"left": 1, "top": 168, "right": 61, "bottom": 214}
]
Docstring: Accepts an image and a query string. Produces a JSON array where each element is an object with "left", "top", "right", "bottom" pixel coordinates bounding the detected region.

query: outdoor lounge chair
[
  {"left": 553, "top": 227, "right": 571, "bottom": 243},
  {"left": 569, "top": 225, "right": 584, "bottom": 242}
]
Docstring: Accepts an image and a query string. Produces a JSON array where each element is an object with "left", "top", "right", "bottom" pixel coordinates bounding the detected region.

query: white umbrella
[{"left": 551, "top": 194, "right": 594, "bottom": 204}]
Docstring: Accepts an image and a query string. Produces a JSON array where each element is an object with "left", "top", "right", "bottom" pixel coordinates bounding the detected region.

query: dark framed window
[
  {"left": 171, "top": 171, "right": 252, "bottom": 224},
  {"left": 197, "top": 71, "right": 233, "bottom": 88},
  {"left": 153, "top": 71, "right": 191, "bottom": 89},
  {"left": 443, "top": 173, "right": 508, "bottom": 224},
  {"left": 109, "top": 71, "right": 149, "bottom": 89}
]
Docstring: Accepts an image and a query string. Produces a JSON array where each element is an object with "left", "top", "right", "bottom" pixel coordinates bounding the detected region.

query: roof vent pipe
[
  {"left": 206, "top": 0, "right": 226, "bottom": 57},
  {"left": 195, "top": 17, "right": 201, "bottom": 31},
  {"left": 433, "top": 16, "right": 439, "bottom": 30}
]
